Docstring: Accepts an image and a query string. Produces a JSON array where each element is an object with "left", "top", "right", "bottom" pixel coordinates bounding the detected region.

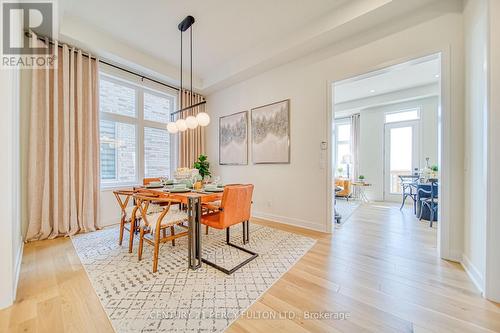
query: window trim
[
  {"left": 384, "top": 108, "right": 421, "bottom": 124},
  {"left": 99, "top": 73, "right": 177, "bottom": 189}
]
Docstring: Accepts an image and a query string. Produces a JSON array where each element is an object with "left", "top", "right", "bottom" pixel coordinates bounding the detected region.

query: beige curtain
[
  {"left": 350, "top": 113, "right": 361, "bottom": 181},
  {"left": 177, "top": 89, "right": 206, "bottom": 168},
  {"left": 26, "top": 41, "right": 100, "bottom": 241}
]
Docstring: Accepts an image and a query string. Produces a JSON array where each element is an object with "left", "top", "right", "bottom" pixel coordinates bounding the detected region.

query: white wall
[
  {"left": 20, "top": 70, "right": 31, "bottom": 239},
  {"left": 485, "top": 0, "right": 500, "bottom": 302},
  {"left": 462, "top": 0, "right": 488, "bottom": 292},
  {"left": 0, "top": 68, "right": 23, "bottom": 309},
  {"left": 349, "top": 96, "right": 439, "bottom": 201},
  {"left": 206, "top": 10, "right": 465, "bottom": 255}
]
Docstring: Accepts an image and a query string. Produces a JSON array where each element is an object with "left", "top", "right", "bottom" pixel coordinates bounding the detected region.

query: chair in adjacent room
[
  {"left": 418, "top": 180, "right": 439, "bottom": 227},
  {"left": 399, "top": 175, "right": 419, "bottom": 213},
  {"left": 335, "top": 179, "right": 352, "bottom": 201}
]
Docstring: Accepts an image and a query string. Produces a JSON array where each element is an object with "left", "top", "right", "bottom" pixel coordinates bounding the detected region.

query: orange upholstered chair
[{"left": 201, "top": 184, "right": 258, "bottom": 274}]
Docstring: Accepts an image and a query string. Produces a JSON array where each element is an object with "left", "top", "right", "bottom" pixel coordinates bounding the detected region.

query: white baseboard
[
  {"left": 446, "top": 250, "right": 462, "bottom": 263},
  {"left": 461, "top": 254, "right": 484, "bottom": 294},
  {"left": 13, "top": 241, "right": 24, "bottom": 302},
  {"left": 252, "top": 211, "right": 326, "bottom": 232},
  {"left": 103, "top": 212, "right": 326, "bottom": 232},
  {"left": 101, "top": 217, "right": 121, "bottom": 227}
]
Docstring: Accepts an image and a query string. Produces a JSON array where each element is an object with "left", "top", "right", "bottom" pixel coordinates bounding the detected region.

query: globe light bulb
[
  {"left": 185, "top": 116, "right": 198, "bottom": 129},
  {"left": 167, "top": 122, "right": 179, "bottom": 134},
  {"left": 196, "top": 112, "right": 210, "bottom": 126},
  {"left": 176, "top": 119, "right": 188, "bottom": 131}
]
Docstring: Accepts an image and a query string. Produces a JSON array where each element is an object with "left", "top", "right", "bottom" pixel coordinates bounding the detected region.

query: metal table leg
[{"left": 187, "top": 196, "right": 202, "bottom": 269}]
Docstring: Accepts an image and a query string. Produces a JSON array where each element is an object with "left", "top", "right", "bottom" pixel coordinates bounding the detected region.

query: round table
[{"left": 351, "top": 182, "right": 372, "bottom": 203}]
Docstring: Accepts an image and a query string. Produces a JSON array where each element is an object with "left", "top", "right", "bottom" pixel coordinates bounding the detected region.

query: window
[
  {"left": 144, "top": 127, "right": 170, "bottom": 178},
  {"left": 385, "top": 109, "right": 420, "bottom": 123},
  {"left": 334, "top": 119, "right": 352, "bottom": 178},
  {"left": 144, "top": 92, "right": 171, "bottom": 123},
  {"left": 99, "top": 120, "right": 136, "bottom": 183},
  {"left": 99, "top": 74, "right": 176, "bottom": 187}
]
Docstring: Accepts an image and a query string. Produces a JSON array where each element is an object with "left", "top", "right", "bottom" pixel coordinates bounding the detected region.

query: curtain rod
[{"left": 26, "top": 32, "right": 180, "bottom": 92}]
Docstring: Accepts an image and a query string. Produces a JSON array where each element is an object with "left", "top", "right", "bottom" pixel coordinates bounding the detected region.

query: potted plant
[
  {"left": 430, "top": 165, "right": 438, "bottom": 179},
  {"left": 358, "top": 175, "right": 365, "bottom": 183},
  {"left": 193, "top": 154, "right": 211, "bottom": 180}
]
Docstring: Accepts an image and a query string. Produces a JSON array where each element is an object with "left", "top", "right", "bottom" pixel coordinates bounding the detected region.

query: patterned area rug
[
  {"left": 71, "top": 223, "right": 316, "bottom": 333},
  {"left": 335, "top": 199, "right": 360, "bottom": 226}
]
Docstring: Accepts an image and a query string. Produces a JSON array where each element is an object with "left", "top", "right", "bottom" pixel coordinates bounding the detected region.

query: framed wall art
[
  {"left": 219, "top": 111, "right": 248, "bottom": 165},
  {"left": 251, "top": 99, "right": 290, "bottom": 164}
]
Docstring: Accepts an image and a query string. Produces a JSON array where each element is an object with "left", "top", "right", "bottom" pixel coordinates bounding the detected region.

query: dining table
[{"left": 136, "top": 186, "right": 223, "bottom": 270}]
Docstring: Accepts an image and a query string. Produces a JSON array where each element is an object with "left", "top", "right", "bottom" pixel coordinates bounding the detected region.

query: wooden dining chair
[
  {"left": 113, "top": 189, "right": 140, "bottom": 252},
  {"left": 201, "top": 184, "right": 257, "bottom": 274},
  {"left": 134, "top": 193, "right": 189, "bottom": 273},
  {"left": 143, "top": 177, "right": 161, "bottom": 185},
  {"left": 142, "top": 178, "right": 184, "bottom": 211}
]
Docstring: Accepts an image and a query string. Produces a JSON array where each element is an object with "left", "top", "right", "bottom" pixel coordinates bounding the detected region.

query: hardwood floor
[{"left": 1, "top": 202, "right": 499, "bottom": 332}]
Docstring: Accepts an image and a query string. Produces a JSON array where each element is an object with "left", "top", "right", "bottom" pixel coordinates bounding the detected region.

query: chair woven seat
[
  {"left": 141, "top": 208, "right": 188, "bottom": 230},
  {"left": 125, "top": 204, "right": 162, "bottom": 220}
]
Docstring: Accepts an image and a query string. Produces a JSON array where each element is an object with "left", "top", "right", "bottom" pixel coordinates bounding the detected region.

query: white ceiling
[
  {"left": 57, "top": 0, "right": 456, "bottom": 93},
  {"left": 60, "top": 0, "right": 347, "bottom": 84},
  {"left": 334, "top": 55, "right": 441, "bottom": 104}
]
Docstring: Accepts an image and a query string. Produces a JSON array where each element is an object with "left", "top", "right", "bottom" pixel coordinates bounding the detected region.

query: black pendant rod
[
  {"left": 190, "top": 26, "right": 193, "bottom": 108},
  {"left": 176, "top": 16, "right": 196, "bottom": 112},
  {"left": 180, "top": 28, "right": 183, "bottom": 98}
]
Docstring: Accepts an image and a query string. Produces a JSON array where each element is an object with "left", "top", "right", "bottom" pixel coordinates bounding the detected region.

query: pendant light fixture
[{"left": 167, "top": 15, "right": 209, "bottom": 134}]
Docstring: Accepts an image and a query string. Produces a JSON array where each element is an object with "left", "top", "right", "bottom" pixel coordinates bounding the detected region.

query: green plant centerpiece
[
  {"left": 193, "top": 154, "right": 211, "bottom": 179},
  {"left": 358, "top": 175, "right": 365, "bottom": 181}
]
